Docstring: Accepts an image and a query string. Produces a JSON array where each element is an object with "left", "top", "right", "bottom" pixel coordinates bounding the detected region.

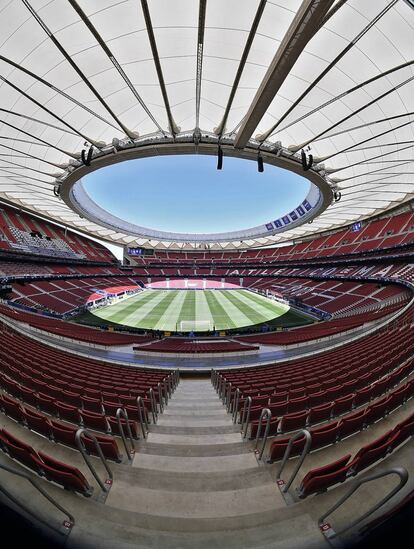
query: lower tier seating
[
  {"left": 0, "top": 428, "right": 92, "bottom": 496},
  {"left": 297, "top": 409, "right": 414, "bottom": 498}
]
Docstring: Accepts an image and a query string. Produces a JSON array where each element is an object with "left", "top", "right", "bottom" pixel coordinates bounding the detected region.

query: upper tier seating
[
  {"left": 125, "top": 210, "right": 414, "bottom": 264},
  {"left": 0, "top": 203, "right": 115, "bottom": 262},
  {"left": 9, "top": 277, "right": 141, "bottom": 314}
]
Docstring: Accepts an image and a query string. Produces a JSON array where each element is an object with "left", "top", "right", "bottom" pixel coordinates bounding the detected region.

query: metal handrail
[
  {"left": 232, "top": 389, "right": 241, "bottom": 423},
  {"left": 276, "top": 430, "right": 312, "bottom": 493},
  {"left": 241, "top": 396, "right": 252, "bottom": 438},
  {"left": 148, "top": 388, "right": 158, "bottom": 423},
  {"left": 75, "top": 428, "right": 113, "bottom": 492},
  {"left": 166, "top": 374, "right": 172, "bottom": 397},
  {"left": 218, "top": 377, "right": 223, "bottom": 399},
  {"left": 136, "top": 396, "right": 148, "bottom": 439},
  {"left": 221, "top": 378, "right": 227, "bottom": 400},
  {"left": 163, "top": 380, "right": 169, "bottom": 403},
  {"left": 157, "top": 382, "right": 164, "bottom": 413},
  {"left": 254, "top": 408, "right": 272, "bottom": 460},
  {"left": 226, "top": 382, "right": 232, "bottom": 411},
  {"left": 216, "top": 371, "right": 221, "bottom": 391},
  {"left": 219, "top": 377, "right": 226, "bottom": 400},
  {"left": 0, "top": 462, "right": 75, "bottom": 533},
  {"left": 115, "top": 408, "right": 135, "bottom": 457},
  {"left": 223, "top": 381, "right": 230, "bottom": 405},
  {"left": 318, "top": 467, "right": 409, "bottom": 538},
  {"left": 215, "top": 371, "right": 220, "bottom": 391},
  {"left": 211, "top": 369, "right": 216, "bottom": 388}
]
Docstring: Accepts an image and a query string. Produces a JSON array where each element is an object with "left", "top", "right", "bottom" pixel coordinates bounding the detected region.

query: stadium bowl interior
[{"left": 0, "top": 1, "right": 414, "bottom": 548}]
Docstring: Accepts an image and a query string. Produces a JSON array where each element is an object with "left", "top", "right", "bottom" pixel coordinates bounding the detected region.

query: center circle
[{"left": 81, "top": 155, "right": 311, "bottom": 234}]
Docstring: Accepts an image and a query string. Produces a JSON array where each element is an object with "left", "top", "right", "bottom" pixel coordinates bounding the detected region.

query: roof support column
[{"left": 233, "top": 0, "right": 335, "bottom": 149}]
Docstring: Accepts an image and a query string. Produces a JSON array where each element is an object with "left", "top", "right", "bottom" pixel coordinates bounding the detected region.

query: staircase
[
  {"left": 0, "top": 378, "right": 331, "bottom": 548},
  {"left": 95, "top": 378, "right": 323, "bottom": 548}
]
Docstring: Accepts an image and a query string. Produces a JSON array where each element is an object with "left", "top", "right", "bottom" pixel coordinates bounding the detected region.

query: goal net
[{"left": 179, "top": 320, "right": 212, "bottom": 332}]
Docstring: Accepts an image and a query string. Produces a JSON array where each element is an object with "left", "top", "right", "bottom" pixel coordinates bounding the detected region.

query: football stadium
[{"left": 1, "top": 1, "right": 414, "bottom": 548}]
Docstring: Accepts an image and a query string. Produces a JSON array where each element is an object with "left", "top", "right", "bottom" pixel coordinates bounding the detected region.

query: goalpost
[{"left": 179, "top": 320, "right": 213, "bottom": 332}]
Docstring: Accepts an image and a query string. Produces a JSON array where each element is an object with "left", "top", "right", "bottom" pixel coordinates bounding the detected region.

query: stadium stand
[{"left": 1, "top": 205, "right": 414, "bottom": 548}]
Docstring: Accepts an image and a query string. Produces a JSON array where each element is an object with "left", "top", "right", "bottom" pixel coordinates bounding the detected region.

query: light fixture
[
  {"left": 217, "top": 146, "right": 223, "bottom": 170},
  {"left": 301, "top": 149, "right": 313, "bottom": 171}
]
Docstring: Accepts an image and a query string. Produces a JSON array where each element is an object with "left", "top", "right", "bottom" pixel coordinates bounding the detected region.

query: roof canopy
[{"left": 0, "top": 0, "right": 413, "bottom": 249}]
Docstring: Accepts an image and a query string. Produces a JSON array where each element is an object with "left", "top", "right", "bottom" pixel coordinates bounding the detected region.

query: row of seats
[
  {"left": 268, "top": 372, "right": 414, "bottom": 461},
  {"left": 0, "top": 392, "right": 121, "bottom": 462},
  {"left": 133, "top": 338, "right": 259, "bottom": 354},
  {"left": 223, "top": 306, "right": 413, "bottom": 389},
  {"left": 0, "top": 390, "right": 142, "bottom": 439},
  {"left": 298, "top": 410, "right": 414, "bottom": 498},
  {"left": 245, "top": 355, "right": 414, "bottom": 437},
  {"left": 0, "top": 428, "right": 92, "bottom": 496},
  {"left": 0, "top": 323, "right": 169, "bottom": 390},
  {"left": 0, "top": 303, "right": 152, "bottom": 345},
  {"left": 236, "top": 300, "right": 405, "bottom": 346}
]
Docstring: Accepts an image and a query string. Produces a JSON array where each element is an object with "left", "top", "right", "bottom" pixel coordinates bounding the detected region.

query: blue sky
[{"left": 83, "top": 155, "right": 310, "bottom": 234}]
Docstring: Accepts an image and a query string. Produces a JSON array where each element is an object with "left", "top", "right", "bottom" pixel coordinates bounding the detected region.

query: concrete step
[
  {"left": 157, "top": 415, "right": 233, "bottom": 427},
  {"left": 169, "top": 397, "right": 222, "bottom": 405},
  {"left": 132, "top": 452, "right": 260, "bottom": 473},
  {"left": 147, "top": 432, "right": 243, "bottom": 446},
  {"left": 136, "top": 441, "right": 253, "bottom": 457},
  {"left": 124, "top": 463, "right": 274, "bottom": 491},
  {"left": 163, "top": 407, "right": 228, "bottom": 417},
  {"left": 105, "top": 481, "right": 283, "bottom": 518},
  {"left": 150, "top": 423, "right": 240, "bottom": 435}
]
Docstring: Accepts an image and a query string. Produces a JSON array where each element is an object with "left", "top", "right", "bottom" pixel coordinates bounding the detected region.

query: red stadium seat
[
  {"left": 36, "top": 451, "right": 92, "bottom": 496},
  {"left": 338, "top": 409, "right": 367, "bottom": 439},
  {"left": 308, "top": 402, "right": 334, "bottom": 424},
  {"left": 348, "top": 432, "right": 397, "bottom": 475},
  {"left": 310, "top": 421, "right": 340, "bottom": 450},
  {"left": 1, "top": 429, "right": 41, "bottom": 472},
  {"left": 333, "top": 394, "right": 354, "bottom": 416},
  {"left": 297, "top": 454, "right": 352, "bottom": 499},
  {"left": 23, "top": 407, "right": 51, "bottom": 438},
  {"left": 81, "top": 410, "right": 110, "bottom": 433},
  {"left": 56, "top": 401, "right": 81, "bottom": 424},
  {"left": 279, "top": 410, "right": 308, "bottom": 433}
]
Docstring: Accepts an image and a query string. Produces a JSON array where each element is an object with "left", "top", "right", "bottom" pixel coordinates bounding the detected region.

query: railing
[
  {"left": 115, "top": 408, "right": 135, "bottom": 459},
  {"left": 219, "top": 377, "right": 226, "bottom": 401},
  {"left": 0, "top": 462, "right": 75, "bottom": 534},
  {"left": 241, "top": 396, "right": 252, "bottom": 438},
  {"left": 254, "top": 408, "right": 272, "bottom": 460},
  {"left": 148, "top": 388, "right": 158, "bottom": 423},
  {"left": 211, "top": 369, "right": 217, "bottom": 389},
  {"left": 226, "top": 382, "right": 232, "bottom": 411},
  {"left": 318, "top": 467, "right": 409, "bottom": 539},
  {"left": 276, "top": 430, "right": 312, "bottom": 493},
  {"left": 75, "top": 428, "right": 113, "bottom": 492},
  {"left": 232, "top": 388, "right": 241, "bottom": 423},
  {"left": 157, "top": 382, "right": 165, "bottom": 413},
  {"left": 162, "top": 379, "right": 169, "bottom": 404},
  {"left": 172, "top": 369, "right": 180, "bottom": 390},
  {"left": 136, "top": 397, "right": 149, "bottom": 439},
  {"left": 166, "top": 375, "right": 172, "bottom": 398}
]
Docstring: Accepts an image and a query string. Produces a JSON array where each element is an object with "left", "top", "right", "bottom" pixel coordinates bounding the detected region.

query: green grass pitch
[{"left": 76, "top": 289, "right": 313, "bottom": 332}]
